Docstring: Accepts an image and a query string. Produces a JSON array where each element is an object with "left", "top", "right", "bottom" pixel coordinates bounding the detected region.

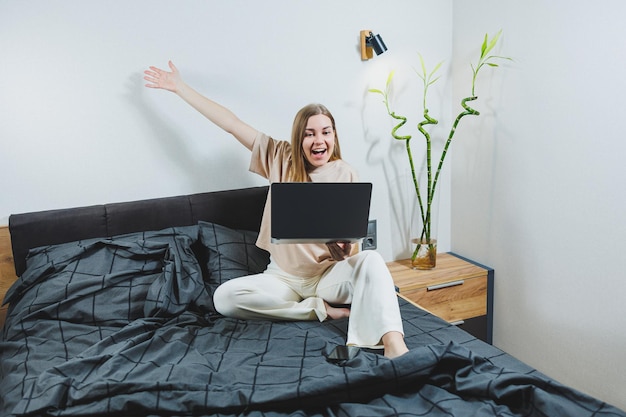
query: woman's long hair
[{"left": 289, "top": 103, "right": 342, "bottom": 182}]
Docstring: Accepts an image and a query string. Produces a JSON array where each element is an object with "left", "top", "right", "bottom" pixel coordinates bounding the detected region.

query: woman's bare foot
[
  {"left": 382, "top": 331, "right": 409, "bottom": 359},
  {"left": 324, "top": 301, "right": 350, "bottom": 320}
]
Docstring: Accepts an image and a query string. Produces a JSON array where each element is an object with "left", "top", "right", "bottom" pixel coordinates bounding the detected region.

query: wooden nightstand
[{"left": 388, "top": 252, "right": 494, "bottom": 344}]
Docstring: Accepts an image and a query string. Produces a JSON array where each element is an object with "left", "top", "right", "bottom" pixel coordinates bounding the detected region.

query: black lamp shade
[{"left": 368, "top": 33, "right": 387, "bottom": 55}]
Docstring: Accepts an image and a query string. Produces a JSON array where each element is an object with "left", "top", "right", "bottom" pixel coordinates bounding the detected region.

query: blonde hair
[{"left": 289, "top": 104, "right": 342, "bottom": 182}]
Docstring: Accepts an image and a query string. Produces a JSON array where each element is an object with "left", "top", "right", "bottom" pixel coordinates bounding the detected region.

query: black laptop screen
[{"left": 271, "top": 182, "right": 372, "bottom": 243}]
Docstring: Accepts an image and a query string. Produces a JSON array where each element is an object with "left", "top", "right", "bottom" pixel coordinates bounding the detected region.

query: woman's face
[{"left": 302, "top": 114, "right": 335, "bottom": 168}]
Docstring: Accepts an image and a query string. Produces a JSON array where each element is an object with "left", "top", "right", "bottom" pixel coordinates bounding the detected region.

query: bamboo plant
[{"left": 369, "top": 30, "right": 510, "bottom": 267}]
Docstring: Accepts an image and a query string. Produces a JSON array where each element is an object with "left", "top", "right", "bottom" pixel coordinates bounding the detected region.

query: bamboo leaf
[
  {"left": 419, "top": 53, "right": 427, "bottom": 76},
  {"left": 483, "top": 30, "right": 503, "bottom": 59},
  {"left": 480, "top": 33, "right": 488, "bottom": 58},
  {"left": 428, "top": 75, "right": 441, "bottom": 86},
  {"left": 490, "top": 55, "right": 513, "bottom": 62},
  {"left": 368, "top": 88, "right": 384, "bottom": 94},
  {"left": 430, "top": 61, "right": 443, "bottom": 78},
  {"left": 484, "top": 37, "right": 497, "bottom": 56},
  {"left": 385, "top": 70, "right": 395, "bottom": 88}
]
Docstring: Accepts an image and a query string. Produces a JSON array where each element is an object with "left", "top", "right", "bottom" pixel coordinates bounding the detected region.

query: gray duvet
[{"left": 1, "top": 225, "right": 623, "bottom": 416}]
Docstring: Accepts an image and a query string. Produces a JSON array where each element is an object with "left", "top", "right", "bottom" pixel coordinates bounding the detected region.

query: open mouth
[{"left": 312, "top": 148, "right": 327, "bottom": 156}]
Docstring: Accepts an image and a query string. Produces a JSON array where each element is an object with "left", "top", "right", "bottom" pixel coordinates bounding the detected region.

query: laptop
[{"left": 271, "top": 182, "right": 372, "bottom": 243}]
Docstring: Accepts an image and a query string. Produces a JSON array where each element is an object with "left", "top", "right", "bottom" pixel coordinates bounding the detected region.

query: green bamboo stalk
[
  {"left": 430, "top": 30, "right": 511, "bottom": 211},
  {"left": 413, "top": 55, "right": 441, "bottom": 258},
  {"left": 369, "top": 30, "right": 510, "bottom": 264},
  {"left": 430, "top": 95, "right": 479, "bottom": 212},
  {"left": 369, "top": 73, "right": 427, "bottom": 232},
  {"left": 416, "top": 109, "right": 437, "bottom": 240}
]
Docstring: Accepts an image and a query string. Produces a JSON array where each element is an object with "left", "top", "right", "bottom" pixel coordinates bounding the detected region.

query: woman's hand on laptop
[{"left": 326, "top": 241, "right": 352, "bottom": 261}]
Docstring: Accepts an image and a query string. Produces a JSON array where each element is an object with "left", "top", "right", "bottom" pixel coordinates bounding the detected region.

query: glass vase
[
  {"left": 408, "top": 167, "right": 440, "bottom": 270},
  {"left": 411, "top": 238, "right": 437, "bottom": 269}
]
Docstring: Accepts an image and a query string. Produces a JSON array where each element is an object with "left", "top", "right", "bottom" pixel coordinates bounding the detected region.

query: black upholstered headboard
[{"left": 9, "top": 186, "right": 268, "bottom": 277}]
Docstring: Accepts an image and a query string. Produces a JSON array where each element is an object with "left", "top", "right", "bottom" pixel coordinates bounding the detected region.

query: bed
[{"left": 1, "top": 186, "right": 624, "bottom": 417}]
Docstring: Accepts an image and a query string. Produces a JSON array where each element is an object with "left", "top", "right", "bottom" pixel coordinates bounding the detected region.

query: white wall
[
  {"left": 0, "top": 0, "right": 453, "bottom": 261},
  {"left": 452, "top": 1, "right": 626, "bottom": 410},
  {"left": 3, "top": 0, "right": 623, "bottom": 411}
]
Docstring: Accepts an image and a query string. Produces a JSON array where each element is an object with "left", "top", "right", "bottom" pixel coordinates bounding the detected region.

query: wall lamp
[{"left": 360, "top": 30, "right": 388, "bottom": 60}]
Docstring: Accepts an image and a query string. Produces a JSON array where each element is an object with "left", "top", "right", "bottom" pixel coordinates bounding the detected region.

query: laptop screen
[{"left": 271, "top": 182, "right": 372, "bottom": 243}]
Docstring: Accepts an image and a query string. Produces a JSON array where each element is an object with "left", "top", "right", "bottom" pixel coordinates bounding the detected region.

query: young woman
[{"left": 144, "top": 61, "right": 409, "bottom": 359}]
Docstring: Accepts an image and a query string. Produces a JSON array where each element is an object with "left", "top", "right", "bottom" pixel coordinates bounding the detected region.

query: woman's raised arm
[{"left": 144, "top": 61, "right": 257, "bottom": 150}]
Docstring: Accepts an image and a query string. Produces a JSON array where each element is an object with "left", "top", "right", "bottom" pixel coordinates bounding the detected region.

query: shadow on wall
[{"left": 123, "top": 73, "right": 255, "bottom": 192}]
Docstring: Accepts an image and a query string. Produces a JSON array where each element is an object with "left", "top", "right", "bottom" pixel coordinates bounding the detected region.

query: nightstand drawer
[
  {"left": 401, "top": 276, "right": 487, "bottom": 323},
  {"left": 388, "top": 253, "right": 494, "bottom": 344}
]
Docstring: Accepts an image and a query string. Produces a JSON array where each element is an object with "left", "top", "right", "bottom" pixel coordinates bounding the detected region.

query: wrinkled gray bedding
[{"left": 2, "top": 193, "right": 624, "bottom": 416}]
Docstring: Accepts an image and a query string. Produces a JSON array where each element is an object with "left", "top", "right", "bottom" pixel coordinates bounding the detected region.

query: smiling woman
[
  {"left": 289, "top": 105, "right": 342, "bottom": 180},
  {"left": 300, "top": 114, "right": 336, "bottom": 167},
  {"left": 143, "top": 61, "right": 409, "bottom": 358}
]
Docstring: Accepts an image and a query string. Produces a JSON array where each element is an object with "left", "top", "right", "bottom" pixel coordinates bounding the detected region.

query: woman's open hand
[
  {"left": 326, "top": 241, "right": 352, "bottom": 261},
  {"left": 144, "top": 60, "right": 182, "bottom": 93}
]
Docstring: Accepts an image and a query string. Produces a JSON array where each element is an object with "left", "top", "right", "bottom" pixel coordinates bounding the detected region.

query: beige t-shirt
[{"left": 250, "top": 132, "right": 359, "bottom": 278}]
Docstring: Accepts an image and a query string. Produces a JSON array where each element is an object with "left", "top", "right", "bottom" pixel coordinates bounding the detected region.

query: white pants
[{"left": 213, "top": 250, "right": 404, "bottom": 348}]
